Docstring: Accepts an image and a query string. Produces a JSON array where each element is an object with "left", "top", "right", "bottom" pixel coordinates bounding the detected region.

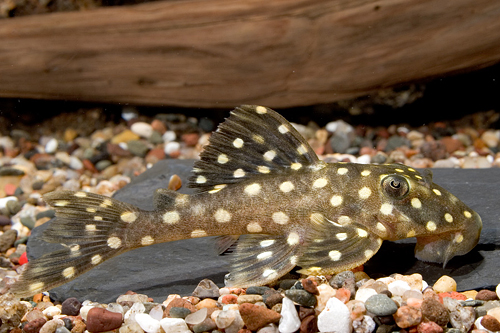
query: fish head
[{"left": 361, "top": 164, "right": 482, "bottom": 265}]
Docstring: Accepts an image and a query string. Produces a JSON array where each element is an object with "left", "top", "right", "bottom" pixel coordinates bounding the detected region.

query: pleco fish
[{"left": 11, "top": 105, "right": 482, "bottom": 297}]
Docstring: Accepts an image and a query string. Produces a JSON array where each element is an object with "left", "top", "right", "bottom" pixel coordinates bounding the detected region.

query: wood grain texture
[{"left": 0, "top": 0, "right": 499, "bottom": 108}]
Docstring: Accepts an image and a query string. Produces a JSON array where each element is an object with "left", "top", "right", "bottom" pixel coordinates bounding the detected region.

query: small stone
[
  {"left": 420, "top": 141, "right": 447, "bottom": 161},
  {"left": 317, "top": 297, "right": 351, "bottom": 333},
  {"left": 481, "top": 315, "right": 500, "bottom": 331},
  {"left": 439, "top": 291, "right": 467, "bottom": 302},
  {"left": 159, "top": 318, "right": 191, "bottom": 333},
  {"left": 476, "top": 290, "right": 498, "bottom": 301},
  {"left": 55, "top": 327, "right": 70, "bottom": 333},
  {"left": 335, "top": 288, "right": 351, "bottom": 304},
  {"left": 316, "top": 284, "right": 337, "bottom": 312},
  {"left": 443, "top": 297, "right": 475, "bottom": 332},
  {"left": 131, "top": 122, "right": 154, "bottom": 139},
  {"left": 355, "top": 288, "right": 378, "bottom": 303},
  {"left": 117, "top": 293, "right": 149, "bottom": 305},
  {"left": 192, "top": 318, "right": 217, "bottom": 333},
  {"left": 239, "top": 303, "right": 281, "bottom": 330},
  {"left": 20, "top": 216, "right": 36, "bottom": 230},
  {"left": 164, "top": 298, "right": 196, "bottom": 317},
  {"left": 167, "top": 174, "right": 182, "bottom": 191},
  {"left": 195, "top": 298, "right": 218, "bottom": 310},
  {"left": 462, "top": 156, "right": 492, "bottom": 168},
  {"left": 237, "top": 295, "right": 263, "bottom": 304},
  {"left": 168, "top": 307, "right": 191, "bottom": 319},
  {"left": 224, "top": 310, "right": 244, "bottom": 333},
  {"left": 330, "top": 271, "right": 355, "bottom": 288},
  {"left": 145, "top": 148, "right": 166, "bottom": 164},
  {"left": 111, "top": 130, "right": 140, "bottom": 144},
  {"left": 151, "top": 119, "right": 167, "bottom": 134},
  {"left": 85, "top": 307, "right": 123, "bottom": 332},
  {"left": 42, "top": 306, "right": 62, "bottom": 319},
  {"left": 388, "top": 280, "right": 411, "bottom": 297},
  {"left": 220, "top": 295, "right": 238, "bottom": 305},
  {"left": 45, "top": 138, "right": 58, "bottom": 154},
  {"left": 353, "top": 315, "right": 376, "bottom": 333},
  {"left": 164, "top": 142, "right": 180, "bottom": 157},
  {"left": 135, "top": 313, "right": 160, "bottom": 333},
  {"left": 416, "top": 321, "right": 443, "bottom": 333},
  {"left": 300, "top": 315, "right": 318, "bottom": 333},
  {"left": 192, "top": 279, "right": 220, "bottom": 298},
  {"left": 393, "top": 305, "right": 422, "bottom": 328},
  {"left": 487, "top": 306, "right": 500, "bottom": 322},
  {"left": 279, "top": 298, "right": 301, "bottom": 333},
  {"left": 39, "top": 319, "right": 64, "bottom": 333},
  {"left": 421, "top": 298, "right": 449, "bottom": 326},
  {"left": 24, "top": 318, "right": 47, "bottom": 333},
  {"left": 285, "top": 289, "right": 317, "bottom": 307},
  {"left": 127, "top": 140, "right": 149, "bottom": 157},
  {"left": 433, "top": 275, "right": 457, "bottom": 293},
  {"left": 347, "top": 300, "right": 366, "bottom": 321},
  {"left": 185, "top": 308, "right": 208, "bottom": 325},
  {"left": 0, "top": 229, "right": 17, "bottom": 251},
  {"left": 246, "top": 286, "right": 272, "bottom": 295},
  {"left": 215, "top": 310, "right": 236, "bottom": 329},
  {"left": 0, "top": 214, "right": 11, "bottom": 226},
  {"left": 476, "top": 300, "right": 500, "bottom": 318},
  {"left": 497, "top": 284, "right": 500, "bottom": 300},
  {"left": 181, "top": 133, "right": 200, "bottom": 147},
  {"left": 69, "top": 156, "right": 83, "bottom": 170},
  {"left": 263, "top": 292, "right": 284, "bottom": 309},
  {"left": 71, "top": 318, "right": 86, "bottom": 333},
  {"left": 365, "top": 294, "right": 398, "bottom": 316},
  {"left": 64, "top": 128, "right": 79, "bottom": 142}
]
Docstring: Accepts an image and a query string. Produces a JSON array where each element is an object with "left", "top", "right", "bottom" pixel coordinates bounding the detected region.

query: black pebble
[{"left": 61, "top": 297, "right": 82, "bottom": 316}]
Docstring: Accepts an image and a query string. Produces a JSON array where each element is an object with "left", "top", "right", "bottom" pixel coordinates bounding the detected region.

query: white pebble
[
  {"left": 474, "top": 316, "right": 486, "bottom": 331},
  {"left": 135, "top": 313, "right": 161, "bottom": 333},
  {"left": 149, "top": 304, "right": 164, "bottom": 321},
  {"left": 257, "top": 323, "right": 279, "bottom": 333},
  {"left": 55, "top": 151, "right": 71, "bottom": 165},
  {"left": 124, "top": 302, "right": 146, "bottom": 323},
  {"left": 355, "top": 287, "right": 378, "bottom": 302},
  {"left": 42, "top": 305, "right": 61, "bottom": 318},
  {"left": 0, "top": 136, "right": 14, "bottom": 150},
  {"left": 159, "top": 318, "right": 190, "bottom": 333},
  {"left": 318, "top": 297, "right": 352, "bottom": 333},
  {"left": 496, "top": 284, "right": 500, "bottom": 299},
  {"left": 79, "top": 305, "right": 95, "bottom": 321},
  {"left": 122, "top": 107, "right": 138, "bottom": 121},
  {"left": 356, "top": 154, "right": 371, "bottom": 164},
  {"left": 185, "top": 307, "right": 207, "bottom": 325},
  {"left": 45, "top": 138, "right": 58, "bottom": 154},
  {"left": 388, "top": 280, "right": 411, "bottom": 296},
  {"left": 422, "top": 280, "right": 429, "bottom": 291},
  {"left": 0, "top": 196, "right": 18, "bottom": 210},
  {"left": 107, "top": 303, "right": 125, "bottom": 315},
  {"left": 215, "top": 310, "right": 236, "bottom": 329},
  {"left": 162, "top": 131, "right": 177, "bottom": 143},
  {"left": 131, "top": 122, "right": 154, "bottom": 139},
  {"left": 164, "top": 142, "right": 180, "bottom": 155},
  {"left": 69, "top": 156, "right": 84, "bottom": 170},
  {"left": 278, "top": 297, "right": 301, "bottom": 333}
]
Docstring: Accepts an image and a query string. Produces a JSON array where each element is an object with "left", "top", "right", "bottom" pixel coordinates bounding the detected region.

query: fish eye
[{"left": 382, "top": 175, "right": 409, "bottom": 199}]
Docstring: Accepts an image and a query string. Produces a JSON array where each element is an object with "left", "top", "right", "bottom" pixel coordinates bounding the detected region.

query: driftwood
[{"left": 0, "top": 0, "right": 499, "bottom": 108}]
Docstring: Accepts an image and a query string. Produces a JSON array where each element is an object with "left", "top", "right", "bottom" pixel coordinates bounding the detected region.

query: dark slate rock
[
  {"left": 27, "top": 161, "right": 500, "bottom": 302},
  {"left": 61, "top": 297, "right": 81, "bottom": 316},
  {"left": 365, "top": 294, "right": 398, "bottom": 316},
  {"left": 169, "top": 307, "right": 192, "bottom": 319},
  {"left": 285, "top": 289, "right": 317, "bottom": 307},
  {"left": 246, "top": 286, "right": 271, "bottom": 295}
]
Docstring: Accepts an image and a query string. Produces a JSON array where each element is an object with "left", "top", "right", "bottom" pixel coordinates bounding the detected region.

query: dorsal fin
[{"left": 189, "top": 105, "right": 321, "bottom": 192}]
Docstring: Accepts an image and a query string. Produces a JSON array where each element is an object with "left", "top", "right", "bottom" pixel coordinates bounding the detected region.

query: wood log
[{"left": 0, "top": 0, "right": 499, "bottom": 108}]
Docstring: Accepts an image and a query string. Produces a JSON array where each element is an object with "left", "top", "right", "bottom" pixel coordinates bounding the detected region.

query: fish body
[{"left": 11, "top": 105, "right": 482, "bottom": 297}]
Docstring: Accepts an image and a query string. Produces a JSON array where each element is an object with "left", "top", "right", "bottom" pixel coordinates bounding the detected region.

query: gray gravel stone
[{"left": 365, "top": 294, "right": 398, "bottom": 316}]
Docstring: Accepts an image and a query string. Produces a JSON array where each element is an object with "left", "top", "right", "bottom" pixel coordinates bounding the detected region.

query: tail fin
[{"left": 11, "top": 190, "right": 142, "bottom": 298}]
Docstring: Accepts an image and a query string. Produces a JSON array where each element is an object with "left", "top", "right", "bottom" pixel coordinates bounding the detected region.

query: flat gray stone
[{"left": 27, "top": 161, "right": 500, "bottom": 302}]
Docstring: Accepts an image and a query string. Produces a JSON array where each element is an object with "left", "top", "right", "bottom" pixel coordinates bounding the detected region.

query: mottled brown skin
[{"left": 11, "top": 105, "right": 482, "bottom": 297}]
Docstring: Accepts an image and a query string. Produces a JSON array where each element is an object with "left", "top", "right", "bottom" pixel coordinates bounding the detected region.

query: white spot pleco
[
  {"left": 280, "top": 181, "right": 294, "bottom": 193},
  {"left": 214, "top": 209, "right": 231, "bottom": 223},
  {"left": 329, "top": 250, "right": 342, "bottom": 261},
  {"left": 247, "top": 222, "right": 263, "bottom": 233},
  {"left": 257, "top": 251, "right": 273, "bottom": 260},
  {"left": 338, "top": 216, "right": 351, "bottom": 225},
  {"left": 86, "top": 207, "right": 97, "bottom": 213},
  {"left": 361, "top": 170, "right": 371, "bottom": 176},
  {"left": 234, "top": 169, "right": 246, "bottom": 178},
  {"left": 100, "top": 199, "right": 112, "bottom": 208},
  {"left": 444, "top": 213, "right": 453, "bottom": 223},
  {"left": 297, "top": 144, "right": 308, "bottom": 155},
  {"left": 272, "top": 212, "right": 289, "bottom": 225},
  {"left": 357, "top": 228, "right": 368, "bottom": 238},
  {"left": 107, "top": 237, "right": 122, "bottom": 249},
  {"left": 54, "top": 200, "right": 70, "bottom": 207},
  {"left": 336, "top": 233, "right": 348, "bottom": 241},
  {"left": 233, "top": 138, "right": 244, "bottom": 148},
  {"left": 62, "top": 267, "right": 76, "bottom": 279},
  {"left": 411, "top": 198, "right": 422, "bottom": 209},
  {"left": 337, "top": 168, "right": 348, "bottom": 175},
  {"left": 257, "top": 166, "right": 270, "bottom": 174},
  {"left": 121, "top": 211, "right": 137, "bottom": 223},
  {"left": 455, "top": 233, "right": 464, "bottom": 243},
  {"left": 85, "top": 224, "right": 96, "bottom": 231},
  {"left": 433, "top": 189, "right": 442, "bottom": 196},
  {"left": 263, "top": 269, "right": 278, "bottom": 279},
  {"left": 141, "top": 236, "right": 154, "bottom": 246},
  {"left": 70, "top": 245, "right": 80, "bottom": 252},
  {"left": 330, "top": 195, "right": 343, "bottom": 207},
  {"left": 253, "top": 134, "right": 265, "bottom": 144},
  {"left": 426, "top": 221, "right": 437, "bottom": 231},
  {"left": 244, "top": 183, "right": 261, "bottom": 196},
  {"left": 278, "top": 125, "right": 289, "bottom": 134},
  {"left": 260, "top": 239, "right": 275, "bottom": 247},
  {"left": 217, "top": 154, "right": 229, "bottom": 164},
  {"left": 359, "top": 187, "right": 372, "bottom": 199},
  {"left": 364, "top": 249, "right": 374, "bottom": 258},
  {"left": 291, "top": 163, "right": 302, "bottom": 170},
  {"left": 287, "top": 232, "right": 300, "bottom": 245},
  {"left": 163, "top": 211, "right": 180, "bottom": 224},
  {"left": 255, "top": 106, "right": 267, "bottom": 114},
  {"left": 29, "top": 282, "right": 45, "bottom": 293},
  {"left": 464, "top": 211, "right": 472, "bottom": 218},
  {"left": 208, "top": 184, "right": 227, "bottom": 194},
  {"left": 376, "top": 222, "right": 387, "bottom": 233},
  {"left": 196, "top": 175, "right": 207, "bottom": 184},
  {"left": 395, "top": 168, "right": 404, "bottom": 173},
  {"left": 74, "top": 191, "right": 87, "bottom": 198},
  {"left": 313, "top": 178, "right": 328, "bottom": 188},
  {"left": 380, "top": 203, "right": 393, "bottom": 215},
  {"left": 264, "top": 150, "right": 276, "bottom": 161},
  {"left": 91, "top": 254, "right": 102, "bottom": 265},
  {"left": 191, "top": 229, "right": 207, "bottom": 238},
  {"left": 407, "top": 230, "right": 416, "bottom": 237},
  {"left": 94, "top": 216, "right": 103, "bottom": 221}
]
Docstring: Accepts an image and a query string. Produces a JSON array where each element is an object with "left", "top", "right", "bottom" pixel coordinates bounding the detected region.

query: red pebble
[
  {"left": 4, "top": 183, "right": 17, "bottom": 196},
  {"left": 85, "top": 308, "right": 123, "bottom": 332},
  {"left": 417, "top": 321, "right": 443, "bottom": 333},
  {"left": 301, "top": 278, "right": 319, "bottom": 295},
  {"left": 393, "top": 305, "right": 422, "bottom": 328},
  {"left": 239, "top": 303, "right": 281, "bottom": 331},
  {"left": 438, "top": 291, "right": 467, "bottom": 303},
  {"left": 19, "top": 252, "right": 28, "bottom": 265},
  {"left": 481, "top": 315, "right": 500, "bottom": 331},
  {"left": 221, "top": 294, "right": 238, "bottom": 304},
  {"left": 335, "top": 288, "right": 351, "bottom": 304}
]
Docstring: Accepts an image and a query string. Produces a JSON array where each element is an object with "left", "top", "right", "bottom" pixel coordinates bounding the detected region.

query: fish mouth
[{"left": 414, "top": 211, "right": 482, "bottom": 266}]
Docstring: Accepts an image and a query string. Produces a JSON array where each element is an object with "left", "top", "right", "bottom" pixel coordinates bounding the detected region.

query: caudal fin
[{"left": 11, "top": 190, "right": 142, "bottom": 297}]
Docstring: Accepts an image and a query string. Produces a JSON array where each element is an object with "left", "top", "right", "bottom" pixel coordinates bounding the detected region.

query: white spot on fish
[
  {"left": 330, "top": 195, "right": 343, "bottom": 207},
  {"left": 260, "top": 239, "right": 275, "bottom": 247},
  {"left": 253, "top": 134, "right": 265, "bottom": 144},
  {"left": 313, "top": 178, "right": 328, "bottom": 188},
  {"left": 426, "top": 221, "right": 437, "bottom": 231},
  {"left": 62, "top": 267, "right": 76, "bottom": 279},
  {"left": 196, "top": 175, "right": 207, "bottom": 184},
  {"left": 364, "top": 249, "right": 374, "bottom": 258},
  {"left": 464, "top": 211, "right": 472, "bottom": 218},
  {"left": 329, "top": 250, "right": 342, "bottom": 261},
  {"left": 272, "top": 212, "right": 289, "bottom": 225},
  {"left": 257, "top": 166, "right": 270, "bottom": 174},
  {"left": 336, "top": 233, "right": 347, "bottom": 241},
  {"left": 233, "top": 138, "right": 244, "bottom": 148},
  {"left": 380, "top": 203, "right": 393, "bottom": 215},
  {"left": 376, "top": 222, "right": 387, "bottom": 233},
  {"left": 297, "top": 144, "right": 308, "bottom": 155},
  {"left": 255, "top": 106, "right": 267, "bottom": 114},
  {"left": 234, "top": 169, "right": 246, "bottom": 178},
  {"left": 280, "top": 181, "right": 294, "bottom": 193},
  {"left": 395, "top": 168, "right": 404, "bottom": 173},
  {"left": 70, "top": 245, "right": 80, "bottom": 252},
  {"left": 361, "top": 170, "right": 371, "bottom": 177},
  {"left": 337, "top": 168, "right": 348, "bottom": 175},
  {"left": 433, "top": 189, "right": 442, "bottom": 196},
  {"left": 359, "top": 187, "right": 372, "bottom": 199},
  {"left": 86, "top": 224, "right": 96, "bottom": 231},
  {"left": 163, "top": 211, "right": 180, "bottom": 224},
  {"left": 291, "top": 163, "right": 302, "bottom": 170},
  {"left": 287, "top": 232, "right": 300, "bottom": 245},
  {"left": 29, "top": 282, "right": 45, "bottom": 293},
  {"left": 444, "top": 213, "right": 453, "bottom": 223},
  {"left": 244, "top": 183, "right": 261, "bottom": 196},
  {"left": 121, "top": 211, "right": 137, "bottom": 223},
  {"left": 218, "top": 154, "right": 229, "bottom": 164},
  {"left": 407, "top": 230, "right": 416, "bottom": 237},
  {"left": 86, "top": 207, "right": 96, "bottom": 213},
  {"left": 54, "top": 200, "right": 70, "bottom": 207},
  {"left": 91, "top": 254, "right": 102, "bottom": 265},
  {"left": 94, "top": 216, "right": 103, "bottom": 221},
  {"left": 191, "top": 229, "right": 207, "bottom": 238},
  {"left": 257, "top": 251, "right": 273, "bottom": 260},
  {"left": 100, "top": 199, "right": 112, "bottom": 208},
  {"left": 278, "top": 125, "right": 289, "bottom": 134},
  {"left": 74, "top": 191, "right": 87, "bottom": 198},
  {"left": 247, "top": 222, "right": 263, "bottom": 233},
  {"left": 411, "top": 198, "right": 422, "bottom": 209},
  {"left": 455, "top": 233, "right": 464, "bottom": 243},
  {"left": 263, "top": 269, "right": 278, "bottom": 279},
  {"left": 338, "top": 216, "right": 351, "bottom": 225},
  {"left": 357, "top": 228, "right": 368, "bottom": 238},
  {"left": 214, "top": 209, "right": 231, "bottom": 223},
  {"left": 264, "top": 150, "right": 276, "bottom": 161},
  {"left": 208, "top": 184, "right": 227, "bottom": 194},
  {"left": 141, "top": 236, "right": 154, "bottom": 246},
  {"left": 107, "top": 237, "right": 122, "bottom": 249}
]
